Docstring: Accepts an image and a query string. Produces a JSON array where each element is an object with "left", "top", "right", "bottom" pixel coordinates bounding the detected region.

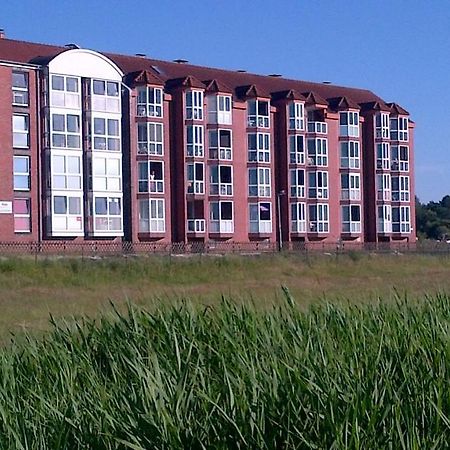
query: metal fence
[{"left": 0, "top": 240, "right": 449, "bottom": 258}]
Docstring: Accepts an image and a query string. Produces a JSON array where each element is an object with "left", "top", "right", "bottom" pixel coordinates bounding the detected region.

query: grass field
[
  {"left": 1, "top": 252, "right": 450, "bottom": 342},
  {"left": 1, "top": 294, "right": 450, "bottom": 448}
]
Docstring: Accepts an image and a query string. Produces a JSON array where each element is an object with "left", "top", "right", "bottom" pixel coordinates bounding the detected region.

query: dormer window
[
  {"left": 288, "top": 102, "right": 305, "bottom": 130},
  {"left": 137, "top": 86, "right": 163, "bottom": 118},
  {"left": 339, "top": 111, "right": 359, "bottom": 137},
  {"left": 186, "top": 90, "right": 203, "bottom": 120},
  {"left": 247, "top": 99, "right": 269, "bottom": 128}
]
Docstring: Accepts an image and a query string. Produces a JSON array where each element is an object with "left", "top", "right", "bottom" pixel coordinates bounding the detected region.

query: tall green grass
[{"left": 1, "top": 293, "right": 450, "bottom": 448}]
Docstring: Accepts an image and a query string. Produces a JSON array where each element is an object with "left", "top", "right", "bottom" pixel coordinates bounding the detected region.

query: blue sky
[{"left": 1, "top": 0, "right": 449, "bottom": 202}]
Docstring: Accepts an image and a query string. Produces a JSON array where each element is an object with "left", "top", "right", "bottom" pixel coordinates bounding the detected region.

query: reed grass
[{"left": 1, "top": 292, "right": 450, "bottom": 448}]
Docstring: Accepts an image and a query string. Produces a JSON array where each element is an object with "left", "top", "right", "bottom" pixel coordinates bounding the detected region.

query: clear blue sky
[{"left": 1, "top": 0, "right": 449, "bottom": 202}]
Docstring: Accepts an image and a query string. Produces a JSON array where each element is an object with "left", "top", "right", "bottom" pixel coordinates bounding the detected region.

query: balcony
[
  {"left": 291, "top": 220, "right": 306, "bottom": 233},
  {"left": 341, "top": 189, "right": 361, "bottom": 201},
  {"left": 187, "top": 219, "right": 205, "bottom": 233},
  {"left": 249, "top": 221, "right": 272, "bottom": 234},
  {"left": 342, "top": 222, "right": 361, "bottom": 233},
  {"left": 307, "top": 121, "right": 327, "bottom": 134},
  {"left": 210, "top": 220, "right": 234, "bottom": 234}
]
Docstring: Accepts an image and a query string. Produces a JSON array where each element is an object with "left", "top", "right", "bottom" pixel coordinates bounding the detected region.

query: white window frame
[
  {"left": 340, "top": 141, "right": 360, "bottom": 169},
  {"left": 308, "top": 204, "right": 329, "bottom": 233},
  {"left": 50, "top": 74, "right": 80, "bottom": 109},
  {"left": 308, "top": 171, "right": 328, "bottom": 199},
  {"left": 290, "top": 169, "right": 305, "bottom": 198},
  {"left": 138, "top": 160, "right": 164, "bottom": 193},
  {"left": 208, "top": 129, "right": 232, "bottom": 160},
  {"left": 249, "top": 202, "right": 272, "bottom": 233},
  {"left": 51, "top": 153, "right": 82, "bottom": 191},
  {"left": 289, "top": 135, "right": 305, "bottom": 164},
  {"left": 12, "top": 71, "right": 29, "bottom": 106},
  {"left": 341, "top": 173, "right": 361, "bottom": 200},
  {"left": 391, "top": 145, "right": 409, "bottom": 171},
  {"left": 291, "top": 202, "right": 306, "bottom": 233},
  {"left": 390, "top": 117, "right": 408, "bottom": 141},
  {"left": 13, "top": 114, "right": 29, "bottom": 148},
  {"left": 247, "top": 99, "right": 270, "bottom": 128},
  {"left": 187, "top": 162, "right": 204, "bottom": 194},
  {"left": 13, "top": 198, "right": 31, "bottom": 233},
  {"left": 210, "top": 201, "right": 234, "bottom": 233},
  {"left": 93, "top": 196, "right": 123, "bottom": 233},
  {"left": 186, "top": 125, "right": 204, "bottom": 157},
  {"left": 342, "top": 205, "right": 361, "bottom": 233},
  {"left": 375, "top": 113, "right": 390, "bottom": 139},
  {"left": 210, "top": 165, "right": 233, "bottom": 196},
  {"left": 91, "top": 79, "right": 120, "bottom": 113},
  {"left": 248, "top": 167, "right": 271, "bottom": 197},
  {"left": 378, "top": 205, "right": 392, "bottom": 233},
  {"left": 339, "top": 111, "right": 359, "bottom": 137},
  {"left": 391, "top": 176, "right": 410, "bottom": 202},
  {"left": 376, "top": 143, "right": 390, "bottom": 170},
  {"left": 137, "top": 86, "right": 163, "bottom": 118},
  {"left": 248, "top": 132, "right": 270, "bottom": 162},
  {"left": 52, "top": 195, "right": 83, "bottom": 233},
  {"left": 288, "top": 102, "right": 305, "bottom": 130},
  {"left": 392, "top": 206, "right": 410, "bottom": 233},
  {"left": 377, "top": 173, "right": 391, "bottom": 201},
  {"left": 13, "top": 156, "right": 30, "bottom": 191},
  {"left": 50, "top": 113, "right": 81, "bottom": 150},
  {"left": 139, "top": 198, "right": 165, "bottom": 233},
  {"left": 138, "top": 122, "right": 163, "bottom": 155},
  {"left": 92, "top": 116, "right": 121, "bottom": 151},
  {"left": 186, "top": 90, "right": 204, "bottom": 120},
  {"left": 92, "top": 156, "right": 122, "bottom": 192},
  {"left": 307, "top": 138, "right": 328, "bottom": 166}
]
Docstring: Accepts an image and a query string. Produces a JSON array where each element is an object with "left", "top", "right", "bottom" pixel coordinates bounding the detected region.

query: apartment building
[{"left": 0, "top": 32, "right": 415, "bottom": 246}]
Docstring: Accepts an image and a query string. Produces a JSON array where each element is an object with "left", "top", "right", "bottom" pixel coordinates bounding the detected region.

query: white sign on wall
[{"left": 0, "top": 201, "right": 13, "bottom": 214}]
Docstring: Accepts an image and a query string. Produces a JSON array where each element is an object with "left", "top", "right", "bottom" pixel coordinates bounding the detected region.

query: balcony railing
[
  {"left": 342, "top": 222, "right": 361, "bottom": 233},
  {"left": 291, "top": 220, "right": 306, "bottom": 233},
  {"left": 210, "top": 220, "right": 234, "bottom": 233},
  {"left": 249, "top": 221, "right": 272, "bottom": 233},
  {"left": 307, "top": 121, "right": 327, "bottom": 134},
  {"left": 187, "top": 219, "right": 205, "bottom": 233}
]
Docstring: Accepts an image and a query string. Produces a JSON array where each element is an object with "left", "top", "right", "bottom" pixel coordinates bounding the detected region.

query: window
[
  {"left": 186, "top": 125, "right": 204, "bottom": 157},
  {"left": 14, "top": 198, "right": 30, "bottom": 232},
  {"left": 187, "top": 163, "right": 204, "bottom": 194},
  {"left": 248, "top": 133, "right": 270, "bottom": 162},
  {"left": 91, "top": 80, "right": 120, "bottom": 112},
  {"left": 51, "top": 113, "right": 81, "bottom": 149},
  {"left": 138, "top": 161, "right": 164, "bottom": 193},
  {"left": 249, "top": 202, "right": 272, "bottom": 233},
  {"left": 52, "top": 154, "right": 82, "bottom": 190},
  {"left": 391, "top": 145, "right": 409, "bottom": 171},
  {"left": 13, "top": 156, "right": 30, "bottom": 191},
  {"left": 291, "top": 202, "right": 306, "bottom": 233},
  {"left": 290, "top": 169, "right": 305, "bottom": 197},
  {"left": 52, "top": 195, "right": 82, "bottom": 232},
  {"left": 289, "top": 135, "right": 305, "bottom": 164},
  {"left": 392, "top": 176, "right": 410, "bottom": 202},
  {"left": 378, "top": 205, "right": 392, "bottom": 233},
  {"left": 392, "top": 206, "right": 410, "bottom": 233},
  {"left": 377, "top": 174, "right": 391, "bottom": 201},
  {"left": 339, "top": 111, "right": 359, "bottom": 137},
  {"left": 308, "top": 171, "right": 328, "bottom": 199},
  {"left": 92, "top": 117, "right": 120, "bottom": 151},
  {"left": 375, "top": 113, "right": 390, "bottom": 139},
  {"left": 187, "top": 200, "right": 205, "bottom": 232},
  {"left": 208, "top": 95, "right": 232, "bottom": 124},
  {"left": 341, "top": 173, "right": 360, "bottom": 200},
  {"left": 94, "top": 196, "right": 122, "bottom": 232},
  {"left": 50, "top": 74, "right": 80, "bottom": 108},
  {"left": 208, "top": 129, "right": 232, "bottom": 160},
  {"left": 376, "top": 143, "right": 390, "bottom": 170},
  {"left": 342, "top": 205, "right": 361, "bottom": 233},
  {"left": 92, "top": 156, "right": 122, "bottom": 192},
  {"left": 247, "top": 99, "right": 269, "bottom": 128},
  {"left": 139, "top": 199, "right": 165, "bottom": 232},
  {"left": 307, "top": 111, "right": 327, "bottom": 134},
  {"left": 307, "top": 138, "right": 328, "bottom": 166},
  {"left": 248, "top": 168, "right": 271, "bottom": 197},
  {"left": 288, "top": 102, "right": 305, "bottom": 130},
  {"left": 340, "top": 141, "right": 360, "bottom": 169},
  {"left": 13, "top": 114, "right": 29, "bottom": 148},
  {"left": 138, "top": 122, "right": 163, "bottom": 155},
  {"left": 12, "top": 71, "right": 29, "bottom": 106},
  {"left": 210, "top": 201, "right": 234, "bottom": 233},
  {"left": 210, "top": 165, "right": 233, "bottom": 196},
  {"left": 390, "top": 117, "right": 408, "bottom": 141},
  {"left": 137, "top": 86, "right": 163, "bottom": 117},
  {"left": 186, "top": 90, "right": 203, "bottom": 120},
  {"left": 308, "top": 204, "right": 329, "bottom": 233}
]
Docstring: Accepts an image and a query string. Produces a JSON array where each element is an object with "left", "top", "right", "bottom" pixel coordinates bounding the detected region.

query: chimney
[
  {"left": 173, "top": 58, "right": 188, "bottom": 64},
  {"left": 0, "top": 29, "right": 5, "bottom": 39}
]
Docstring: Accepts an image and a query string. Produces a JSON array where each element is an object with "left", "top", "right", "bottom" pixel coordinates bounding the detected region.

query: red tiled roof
[
  {"left": 360, "top": 101, "right": 391, "bottom": 112},
  {"left": 165, "top": 75, "right": 205, "bottom": 90},
  {"left": 126, "top": 69, "right": 164, "bottom": 86},
  {"left": 0, "top": 37, "right": 390, "bottom": 108},
  {"left": 327, "top": 96, "right": 360, "bottom": 111},
  {"left": 271, "top": 89, "right": 306, "bottom": 102},
  {"left": 235, "top": 84, "right": 270, "bottom": 99},
  {"left": 203, "top": 79, "right": 233, "bottom": 94},
  {"left": 302, "top": 91, "right": 328, "bottom": 107},
  {"left": 386, "top": 102, "right": 409, "bottom": 115}
]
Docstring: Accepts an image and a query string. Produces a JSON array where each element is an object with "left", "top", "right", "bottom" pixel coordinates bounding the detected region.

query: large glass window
[
  {"left": 91, "top": 80, "right": 120, "bottom": 112},
  {"left": 138, "top": 122, "right": 163, "bottom": 155},
  {"left": 308, "top": 171, "right": 328, "bottom": 199},
  {"left": 378, "top": 205, "right": 392, "bottom": 233},
  {"left": 249, "top": 202, "right": 272, "bottom": 233},
  {"left": 391, "top": 145, "right": 409, "bottom": 171},
  {"left": 13, "top": 114, "right": 29, "bottom": 148},
  {"left": 289, "top": 135, "right": 305, "bottom": 164},
  {"left": 248, "top": 133, "right": 270, "bottom": 162},
  {"left": 248, "top": 168, "right": 271, "bottom": 197},
  {"left": 186, "top": 90, "right": 203, "bottom": 120},
  {"left": 341, "top": 173, "right": 360, "bottom": 200},
  {"left": 247, "top": 99, "right": 269, "bottom": 128},
  {"left": 288, "top": 102, "right": 305, "bottom": 130},
  {"left": 51, "top": 113, "right": 81, "bottom": 149},
  {"left": 13, "top": 198, "right": 31, "bottom": 232},
  {"left": 137, "top": 86, "right": 163, "bottom": 117},
  {"left": 13, "top": 156, "right": 30, "bottom": 191},
  {"left": 291, "top": 202, "right": 306, "bottom": 233},
  {"left": 340, "top": 141, "right": 360, "bottom": 169},
  {"left": 210, "top": 201, "right": 234, "bottom": 233},
  {"left": 187, "top": 163, "right": 204, "bottom": 194},
  {"left": 186, "top": 125, "right": 204, "bottom": 157},
  {"left": 139, "top": 199, "right": 165, "bottom": 232},
  {"left": 92, "top": 156, "right": 121, "bottom": 192},
  {"left": 342, "top": 205, "right": 361, "bottom": 233},
  {"left": 12, "top": 71, "right": 29, "bottom": 106},
  {"left": 377, "top": 174, "right": 391, "bottom": 201},
  {"left": 138, "top": 161, "right": 164, "bottom": 193},
  {"left": 376, "top": 143, "right": 390, "bottom": 170},
  {"left": 209, "top": 129, "right": 232, "bottom": 160},
  {"left": 339, "top": 111, "right": 359, "bottom": 137},
  {"left": 208, "top": 95, "right": 232, "bottom": 125},
  {"left": 392, "top": 206, "right": 410, "bottom": 233},
  {"left": 390, "top": 117, "right": 408, "bottom": 141},
  {"left": 210, "top": 165, "right": 233, "bottom": 196},
  {"left": 94, "top": 196, "right": 122, "bottom": 232},
  {"left": 375, "top": 113, "right": 390, "bottom": 139},
  {"left": 290, "top": 169, "right": 305, "bottom": 198},
  {"left": 52, "top": 154, "right": 82, "bottom": 190},
  {"left": 52, "top": 195, "right": 83, "bottom": 232},
  {"left": 391, "top": 176, "right": 410, "bottom": 202},
  {"left": 307, "top": 138, "right": 328, "bottom": 166},
  {"left": 92, "top": 117, "right": 120, "bottom": 151},
  {"left": 50, "top": 74, "right": 80, "bottom": 109},
  {"left": 308, "top": 204, "right": 329, "bottom": 233}
]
